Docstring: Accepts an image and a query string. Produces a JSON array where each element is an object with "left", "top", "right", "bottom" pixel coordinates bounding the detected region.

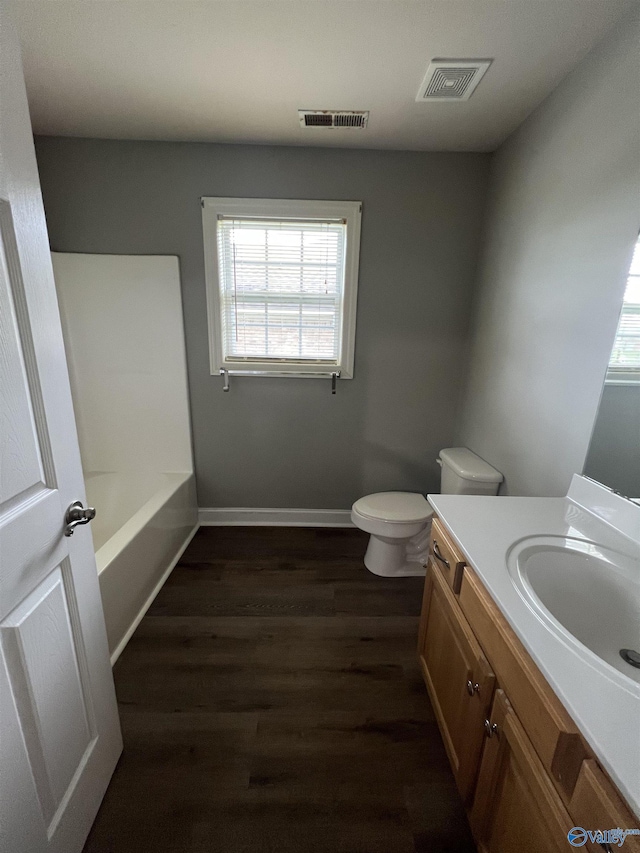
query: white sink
[{"left": 507, "top": 535, "right": 640, "bottom": 684}]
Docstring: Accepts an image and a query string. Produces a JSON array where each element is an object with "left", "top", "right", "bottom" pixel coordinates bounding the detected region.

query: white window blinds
[
  {"left": 608, "top": 236, "right": 640, "bottom": 382},
  {"left": 217, "top": 217, "right": 346, "bottom": 364}
]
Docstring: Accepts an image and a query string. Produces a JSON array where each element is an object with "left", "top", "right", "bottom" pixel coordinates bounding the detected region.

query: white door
[{"left": 0, "top": 10, "right": 122, "bottom": 853}]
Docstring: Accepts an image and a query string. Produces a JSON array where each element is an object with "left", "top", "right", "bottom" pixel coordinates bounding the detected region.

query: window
[
  {"left": 607, "top": 235, "right": 640, "bottom": 384},
  {"left": 202, "top": 198, "right": 361, "bottom": 378}
]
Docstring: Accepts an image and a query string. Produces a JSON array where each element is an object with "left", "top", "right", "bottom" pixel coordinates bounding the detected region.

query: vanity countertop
[{"left": 427, "top": 476, "right": 640, "bottom": 818}]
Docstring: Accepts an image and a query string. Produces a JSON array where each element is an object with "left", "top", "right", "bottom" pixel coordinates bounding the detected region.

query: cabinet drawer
[
  {"left": 459, "top": 566, "right": 588, "bottom": 801},
  {"left": 429, "top": 517, "right": 466, "bottom": 593},
  {"left": 569, "top": 760, "right": 640, "bottom": 853}
]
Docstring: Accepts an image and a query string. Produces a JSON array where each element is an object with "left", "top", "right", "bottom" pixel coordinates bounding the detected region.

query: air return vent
[
  {"left": 298, "top": 110, "right": 369, "bottom": 129},
  {"left": 416, "top": 60, "right": 492, "bottom": 102}
]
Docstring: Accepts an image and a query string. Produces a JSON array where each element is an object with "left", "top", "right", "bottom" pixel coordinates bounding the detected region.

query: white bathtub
[{"left": 85, "top": 470, "right": 198, "bottom": 663}]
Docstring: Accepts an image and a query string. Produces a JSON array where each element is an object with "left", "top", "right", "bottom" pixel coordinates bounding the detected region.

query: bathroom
[{"left": 1, "top": 2, "right": 638, "bottom": 852}]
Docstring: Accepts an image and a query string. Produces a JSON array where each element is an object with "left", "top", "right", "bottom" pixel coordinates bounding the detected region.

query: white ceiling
[{"left": 9, "top": 0, "right": 634, "bottom": 152}]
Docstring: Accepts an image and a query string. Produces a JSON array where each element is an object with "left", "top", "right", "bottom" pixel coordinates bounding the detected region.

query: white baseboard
[
  {"left": 109, "top": 523, "right": 200, "bottom": 666},
  {"left": 198, "top": 507, "right": 354, "bottom": 527}
]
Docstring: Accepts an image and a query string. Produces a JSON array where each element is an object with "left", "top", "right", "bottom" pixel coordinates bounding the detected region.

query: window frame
[
  {"left": 605, "top": 234, "right": 640, "bottom": 386},
  {"left": 202, "top": 197, "right": 362, "bottom": 379}
]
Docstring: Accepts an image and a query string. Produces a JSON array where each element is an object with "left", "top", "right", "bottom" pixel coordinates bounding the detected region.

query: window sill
[
  {"left": 217, "top": 367, "right": 351, "bottom": 380},
  {"left": 605, "top": 368, "right": 640, "bottom": 385}
]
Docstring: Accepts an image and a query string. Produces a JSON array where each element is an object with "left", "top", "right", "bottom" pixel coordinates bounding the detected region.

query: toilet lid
[{"left": 353, "top": 492, "right": 432, "bottom": 523}]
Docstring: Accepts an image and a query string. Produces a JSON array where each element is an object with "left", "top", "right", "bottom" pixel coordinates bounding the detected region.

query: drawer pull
[
  {"left": 466, "top": 680, "right": 480, "bottom": 696},
  {"left": 484, "top": 719, "right": 499, "bottom": 738},
  {"left": 433, "top": 541, "right": 450, "bottom": 569}
]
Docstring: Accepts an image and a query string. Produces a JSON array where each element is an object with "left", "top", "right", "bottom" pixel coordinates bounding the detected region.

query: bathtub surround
[
  {"left": 53, "top": 253, "right": 193, "bottom": 477},
  {"left": 36, "top": 140, "right": 490, "bottom": 509},
  {"left": 457, "top": 9, "right": 640, "bottom": 497},
  {"left": 53, "top": 253, "right": 198, "bottom": 659}
]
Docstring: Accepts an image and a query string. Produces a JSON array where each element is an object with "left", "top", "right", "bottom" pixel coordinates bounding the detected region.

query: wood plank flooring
[{"left": 83, "top": 527, "right": 475, "bottom": 853}]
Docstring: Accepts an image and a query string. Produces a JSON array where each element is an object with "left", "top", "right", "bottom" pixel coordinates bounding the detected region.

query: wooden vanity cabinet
[
  {"left": 470, "top": 689, "right": 576, "bottom": 853},
  {"left": 418, "top": 515, "right": 640, "bottom": 851},
  {"left": 418, "top": 559, "right": 495, "bottom": 804},
  {"left": 458, "top": 564, "right": 586, "bottom": 799}
]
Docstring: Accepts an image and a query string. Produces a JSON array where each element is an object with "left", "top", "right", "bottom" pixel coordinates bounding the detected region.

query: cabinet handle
[
  {"left": 432, "top": 541, "right": 450, "bottom": 569},
  {"left": 600, "top": 845, "right": 613, "bottom": 853},
  {"left": 466, "top": 680, "right": 480, "bottom": 696},
  {"left": 483, "top": 719, "right": 499, "bottom": 738}
]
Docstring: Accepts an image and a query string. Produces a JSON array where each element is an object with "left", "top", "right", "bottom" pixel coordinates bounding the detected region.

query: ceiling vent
[
  {"left": 298, "top": 110, "right": 369, "bottom": 129},
  {"left": 416, "top": 59, "right": 492, "bottom": 102}
]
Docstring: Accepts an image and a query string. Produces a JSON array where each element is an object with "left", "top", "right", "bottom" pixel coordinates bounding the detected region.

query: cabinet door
[
  {"left": 418, "top": 561, "right": 495, "bottom": 803},
  {"left": 470, "top": 689, "right": 577, "bottom": 853},
  {"left": 569, "top": 760, "right": 640, "bottom": 853}
]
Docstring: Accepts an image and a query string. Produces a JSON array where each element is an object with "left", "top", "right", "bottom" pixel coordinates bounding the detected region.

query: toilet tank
[{"left": 438, "top": 447, "right": 503, "bottom": 495}]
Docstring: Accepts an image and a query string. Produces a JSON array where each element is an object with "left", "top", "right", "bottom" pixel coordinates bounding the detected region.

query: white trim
[
  {"left": 198, "top": 507, "right": 354, "bottom": 527},
  {"left": 605, "top": 371, "right": 640, "bottom": 385},
  {"left": 201, "top": 197, "right": 361, "bottom": 379},
  {"left": 109, "top": 523, "right": 199, "bottom": 666}
]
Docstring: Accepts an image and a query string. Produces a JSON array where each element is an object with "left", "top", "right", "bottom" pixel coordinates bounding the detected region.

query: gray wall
[
  {"left": 584, "top": 385, "right": 640, "bottom": 499},
  {"left": 35, "top": 139, "right": 490, "bottom": 507},
  {"left": 457, "top": 10, "right": 640, "bottom": 497}
]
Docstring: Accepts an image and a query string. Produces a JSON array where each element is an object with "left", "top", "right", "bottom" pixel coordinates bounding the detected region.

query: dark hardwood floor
[{"left": 83, "top": 527, "right": 475, "bottom": 853}]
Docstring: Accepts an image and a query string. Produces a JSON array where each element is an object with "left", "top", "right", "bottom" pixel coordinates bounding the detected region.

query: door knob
[
  {"left": 466, "top": 680, "right": 480, "bottom": 696},
  {"left": 64, "top": 501, "right": 96, "bottom": 537}
]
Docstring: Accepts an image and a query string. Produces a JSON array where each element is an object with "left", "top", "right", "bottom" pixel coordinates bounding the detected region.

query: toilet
[{"left": 351, "top": 447, "right": 503, "bottom": 578}]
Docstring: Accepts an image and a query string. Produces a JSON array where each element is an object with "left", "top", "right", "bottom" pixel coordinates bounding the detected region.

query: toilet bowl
[
  {"left": 351, "top": 492, "right": 433, "bottom": 577},
  {"left": 352, "top": 448, "right": 503, "bottom": 578}
]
